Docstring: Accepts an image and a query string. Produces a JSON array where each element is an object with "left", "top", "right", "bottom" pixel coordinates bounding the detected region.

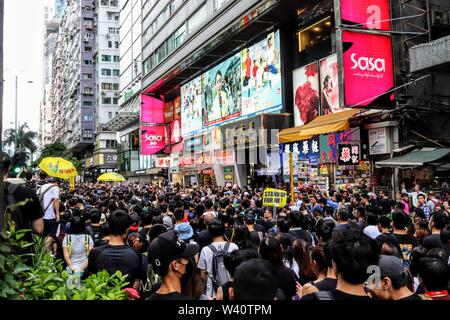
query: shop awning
[
  {"left": 376, "top": 148, "right": 450, "bottom": 168},
  {"left": 278, "top": 109, "right": 361, "bottom": 143}
]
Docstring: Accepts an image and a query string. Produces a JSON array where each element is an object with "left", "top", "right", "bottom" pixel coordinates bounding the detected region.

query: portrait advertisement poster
[
  {"left": 170, "top": 119, "right": 182, "bottom": 145},
  {"left": 141, "top": 94, "right": 164, "bottom": 124},
  {"left": 293, "top": 62, "right": 320, "bottom": 126},
  {"left": 341, "top": 31, "right": 394, "bottom": 108},
  {"left": 338, "top": 0, "right": 391, "bottom": 31},
  {"left": 140, "top": 125, "right": 166, "bottom": 155},
  {"left": 202, "top": 53, "right": 241, "bottom": 127},
  {"left": 173, "top": 96, "right": 181, "bottom": 120},
  {"left": 181, "top": 76, "right": 203, "bottom": 136},
  {"left": 241, "top": 30, "right": 282, "bottom": 117},
  {"left": 164, "top": 100, "right": 174, "bottom": 123},
  {"left": 319, "top": 53, "right": 343, "bottom": 115}
]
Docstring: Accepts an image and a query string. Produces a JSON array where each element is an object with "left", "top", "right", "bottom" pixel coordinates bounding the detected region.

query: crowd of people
[{"left": 3, "top": 153, "right": 450, "bottom": 300}]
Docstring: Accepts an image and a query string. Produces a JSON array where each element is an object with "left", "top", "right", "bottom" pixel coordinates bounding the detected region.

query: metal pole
[
  {"left": 14, "top": 75, "right": 17, "bottom": 153},
  {"left": 0, "top": 0, "right": 6, "bottom": 232},
  {"left": 289, "top": 152, "right": 294, "bottom": 206}
]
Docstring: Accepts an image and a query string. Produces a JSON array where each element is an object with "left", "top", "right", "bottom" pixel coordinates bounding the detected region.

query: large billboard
[
  {"left": 140, "top": 125, "right": 166, "bottom": 155},
  {"left": 319, "top": 54, "right": 343, "bottom": 115},
  {"left": 202, "top": 53, "right": 241, "bottom": 127},
  {"left": 141, "top": 94, "right": 164, "bottom": 124},
  {"left": 241, "top": 31, "right": 282, "bottom": 117},
  {"left": 341, "top": 31, "right": 394, "bottom": 107},
  {"left": 181, "top": 77, "right": 203, "bottom": 136},
  {"left": 180, "top": 30, "right": 283, "bottom": 137},
  {"left": 338, "top": 0, "right": 391, "bottom": 31},
  {"left": 293, "top": 62, "right": 320, "bottom": 126}
]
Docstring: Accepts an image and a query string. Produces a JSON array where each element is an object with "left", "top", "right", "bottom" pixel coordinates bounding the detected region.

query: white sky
[{"left": 3, "top": 0, "right": 44, "bottom": 134}]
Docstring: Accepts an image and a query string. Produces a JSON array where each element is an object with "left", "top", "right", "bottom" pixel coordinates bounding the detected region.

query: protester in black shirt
[
  {"left": 322, "top": 227, "right": 377, "bottom": 300},
  {"left": 368, "top": 255, "right": 423, "bottom": 300},
  {"left": 2, "top": 153, "right": 44, "bottom": 238},
  {"left": 232, "top": 258, "right": 278, "bottom": 300},
  {"left": 244, "top": 212, "right": 264, "bottom": 247},
  {"left": 217, "top": 248, "right": 259, "bottom": 300},
  {"left": 147, "top": 230, "right": 199, "bottom": 300},
  {"left": 392, "top": 210, "right": 418, "bottom": 265},
  {"left": 87, "top": 210, "right": 141, "bottom": 289},
  {"left": 379, "top": 190, "right": 394, "bottom": 214},
  {"left": 423, "top": 211, "right": 448, "bottom": 250},
  {"left": 259, "top": 236, "right": 296, "bottom": 299},
  {"left": 440, "top": 226, "right": 450, "bottom": 258},
  {"left": 193, "top": 212, "right": 214, "bottom": 249}
]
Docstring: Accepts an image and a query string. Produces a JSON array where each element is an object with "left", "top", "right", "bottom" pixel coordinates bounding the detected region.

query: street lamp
[{"left": 13, "top": 76, "right": 34, "bottom": 154}]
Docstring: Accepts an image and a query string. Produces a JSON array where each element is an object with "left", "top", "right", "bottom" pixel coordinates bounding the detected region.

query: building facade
[
  {"left": 50, "top": 0, "right": 96, "bottom": 156},
  {"left": 40, "top": 0, "right": 66, "bottom": 149},
  {"left": 107, "top": 0, "right": 145, "bottom": 180},
  {"left": 94, "top": 0, "right": 121, "bottom": 129}
]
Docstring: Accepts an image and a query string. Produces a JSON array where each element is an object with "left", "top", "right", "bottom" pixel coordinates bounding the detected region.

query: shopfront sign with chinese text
[
  {"left": 338, "top": 144, "right": 360, "bottom": 165},
  {"left": 283, "top": 137, "right": 320, "bottom": 160},
  {"left": 319, "top": 130, "right": 353, "bottom": 163}
]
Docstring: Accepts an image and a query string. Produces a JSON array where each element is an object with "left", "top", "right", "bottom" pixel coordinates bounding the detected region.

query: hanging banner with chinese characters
[
  {"left": 319, "top": 130, "right": 353, "bottom": 163},
  {"left": 338, "top": 144, "right": 360, "bottom": 165},
  {"left": 283, "top": 137, "right": 320, "bottom": 160}
]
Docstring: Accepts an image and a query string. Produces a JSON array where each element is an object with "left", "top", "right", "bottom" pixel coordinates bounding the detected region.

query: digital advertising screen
[
  {"left": 319, "top": 53, "right": 343, "bottom": 115},
  {"left": 181, "top": 76, "right": 203, "bottom": 136},
  {"left": 202, "top": 53, "right": 241, "bottom": 127},
  {"left": 241, "top": 30, "right": 282, "bottom": 117},
  {"left": 140, "top": 125, "right": 166, "bottom": 155},
  {"left": 293, "top": 62, "right": 320, "bottom": 126},
  {"left": 141, "top": 94, "right": 164, "bottom": 124}
]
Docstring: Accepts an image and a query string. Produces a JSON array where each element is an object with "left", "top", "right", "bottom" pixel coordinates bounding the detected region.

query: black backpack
[
  {"left": 5, "top": 183, "right": 25, "bottom": 229},
  {"left": 208, "top": 243, "right": 231, "bottom": 292}
]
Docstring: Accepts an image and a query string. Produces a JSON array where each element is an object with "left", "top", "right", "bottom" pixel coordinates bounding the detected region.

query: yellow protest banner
[
  {"left": 70, "top": 176, "right": 75, "bottom": 192},
  {"left": 262, "top": 188, "right": 287, "bottom": 208}
]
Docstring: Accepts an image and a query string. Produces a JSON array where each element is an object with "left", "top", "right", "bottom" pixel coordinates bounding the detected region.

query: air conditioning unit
[
  {"left": 101, "top": 92, "right": 107, "bottom": 96},
  {"left": 106, "top": 34, "right": 110, "bottom": 39}
]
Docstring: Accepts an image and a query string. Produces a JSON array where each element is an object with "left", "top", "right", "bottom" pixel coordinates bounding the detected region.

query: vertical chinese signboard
[
  {"left": 338, "top": 144, "right": 360, "bottom": 165},
  {"left": 335, "top": 0, "right": 395, "bottom": 109}
]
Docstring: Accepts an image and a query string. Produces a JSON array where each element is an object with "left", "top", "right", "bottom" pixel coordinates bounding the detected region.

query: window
[
  {"left": 175, "top": 23, "right": 186, "bottom": 48},
  {"left": 106, "top": 140, "right": 118, "bottom": 148},
  {"left": 84, "top": 46, "right": 92, "bottom": 51},
  {"left": 113, "top": 55, "right": 120, "bottom": 62},
  {"left": 108, "top": 41, "right": 112, "bottom": 48},
  {"left": 108, "top": 27, "right": 119, "bottom": 34},
  {"left": 101, "top": 69, "right": 111, "bottom": 76},
  {"left": 101, "top": 55, "right": 111, "bottom": 62},
  {"left": 113, "top": 83, "right": 119, "bottom": 90},
  {"left": 82, "top": 73, "right": 92, "bottom": 79},
  {"left": 297, "top": 16, "right": 332, "bottom": 52},
  {"left": 115, "top": 14, "right": 119, "bottom": 21},
  {"left": 110, "top": 0, "right": 118, "bottom": 7},
  {"left": 83, "top": 101, "right": 93, "bottom": 106},
  {"left": 113, "top": 69, "right": 120, "bottom": 76},
  {"left": 101, "top": 83, "right": 113, "bottom": 90},
  {"left": 83, "top": 87, "right": 93, "bottom": 95},
  {"left": 102, "top": 97, "right": 112, "bottom": 104},
  {"left": 188, "top": 5, "right": 207, "bottom": 35},
  {"left": 84, "top": 5, "right": 92, "bottom": 11},
  {"left": 84, "top": 115, "right": 93, "bottom": 121},
  {"left": 108, "top": 112, "right": 113, "bottom": 119},
  {"left": 115, "top": 41, "right": 119, "bottom": 48},
  {"left": 101, "top": 0, "right": 108, "bottom": 5},
  {"left": 113, "top": 98, "right": 119, "bottom": 105},
  {"left": 84, "top": 59, "right": 93, "bottom": 65},
  {"left": 108, "top": 13, "right": 113, "bottom": 21}
]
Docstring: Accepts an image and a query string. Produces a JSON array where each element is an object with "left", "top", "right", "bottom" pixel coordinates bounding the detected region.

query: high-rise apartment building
[{"left": 50, "top": 0, "right": 96, "bottom": 155}]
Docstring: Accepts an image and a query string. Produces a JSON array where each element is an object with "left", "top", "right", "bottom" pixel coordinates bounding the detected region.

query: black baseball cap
[
  {"left": 378, "top": 254, "right": 406, "bottom": 281},
  {"left": 148, "top": 230, "right": 199, "bottom": 276}
]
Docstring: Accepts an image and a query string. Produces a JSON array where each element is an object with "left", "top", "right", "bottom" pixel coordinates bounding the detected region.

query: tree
[
  {"left": 34, "top": 141, "right": 83, "bottom": 172},
  {"left": 3, "top": 123, "right": 38, "bottom": 167}
]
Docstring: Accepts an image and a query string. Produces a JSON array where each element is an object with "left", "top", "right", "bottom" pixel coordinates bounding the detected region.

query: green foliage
[
  {"left": 0, "top": 223, "right": 129, "bottom": 300},
  {"left": 3, "top": 123, "right": 38, "bottom": 168},
  {"left": 0, "top": 224, "right": 32, "bottom": 299},
  {"left": 33, "top": 141, "right": 83, "bottom": 172}
]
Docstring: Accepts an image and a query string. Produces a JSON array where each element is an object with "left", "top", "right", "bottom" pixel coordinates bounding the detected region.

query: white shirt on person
[
  {"left": 197, "top": 241, "right": 239, "bottom": 298},
  {"left": 40, "top": 183, "right": 60, "bottom": 220}
]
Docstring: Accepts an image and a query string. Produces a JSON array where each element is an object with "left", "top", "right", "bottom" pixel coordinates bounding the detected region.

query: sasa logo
[
  {"left": 351, "top": 53, "right": 386, "bottom": 72},
  {"left": 145, "top": 134, "right": 163, "bottom": 142}
]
